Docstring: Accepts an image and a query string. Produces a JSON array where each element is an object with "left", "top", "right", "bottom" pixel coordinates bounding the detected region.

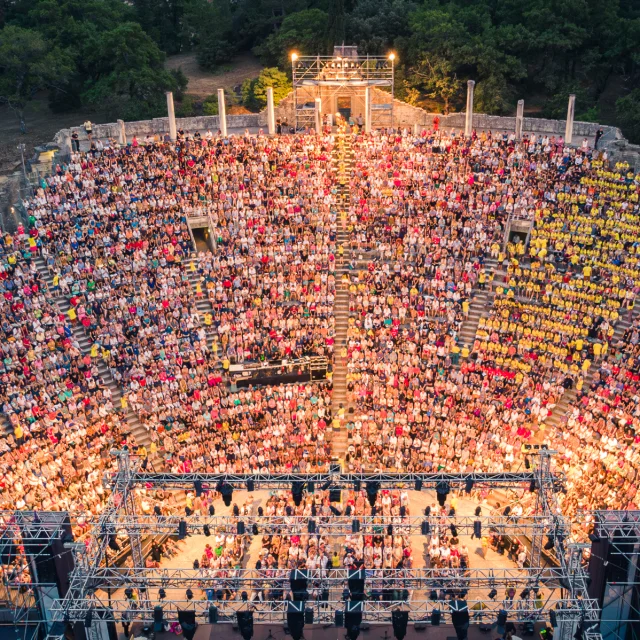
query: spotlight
[
  {"left": 203, "top": 524, "right": 211, "bottom": 537},
  {"left": 465, "top": 478, "right": 474, "bottom": 493},
  {"left": 178, "top": 520, "right": 187, "bottom": 539},
  {"left": 246, "top": 479, "right": 255, "bottom": 492},
  {"left": 436, "top": 481, "right": 450, "bottom": 506},
  {"left": 430, "top": 590, "right": 439, "bottom": 601},
  {"left": 488, "top": 589, "right": 497, "bottom": 600},
  {"left": 415, "top": 479, "right": 423, "bottom": 491},
  {"left": 473, "top": 520, "right": 482, "bottom": 539},
  {"left": 321, "top": 479, "right": 332, "bottom": 491},
  {"left": 450, "top": 524, "right": 458, "bottom": 537},
  {"left": 503, "top": 506, "right": 511, "bottom": 516},
  {"left": 154, "top": 505, "right": 162, "bottom": 517},
  {"left": 186, "top": 588, "right": 194, "bottom": 600},
  {"left": 194, "top": 480, "right": 203, "bottom": 497},
  {"left": 84, "top": 609, "right": 93, "bottom": 629},
  {"left": 159, "top": 588, "right": 166, "bottom": 600},
  {"left": 252, "top": 523, "right": 258, "bottom": 535},
  {"left": 425, "top": 506, "right": 431, "bottom": 516},
  {"left": 209, "top": 505, "right": 215, "bottom": 516},
  {"left": 307, "top": 481, "right": 315, "bottom": 493},
  {"left": 308, "top": 519, "right": 316, "bottom": 534},
  {"left": 237, "top": 521, "right": 245, "bottom": 535},
  {"left": 475, "top": 507, "right": 481, "bottom": 516},
  {"left": 353, "top": 479, "right": 361, "bottom": 492},
  {"left": 125, "top": 588, "right": 134, "bottom": 600},
  {"left": 421, "top": 520, "right": 431, "bottom": 535},
  {"left": 352, "top": 520, "right": 360, "bottom": 533},
  {"left": 525, "top": 456, "right": 531, "bottom": 470},
  {"left": 544, "top": 536, "right": 555, "bottom": 550},
  {"left": 520, "top": 589, "right": 530, "bottom": 599},
  {"left": 529, "top": 480, "right": 537, "bottom": 492}
]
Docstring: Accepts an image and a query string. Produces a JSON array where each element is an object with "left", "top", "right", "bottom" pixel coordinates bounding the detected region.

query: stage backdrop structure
[{"left": 291, "top": 45, "right": 395, "bottom": 132}]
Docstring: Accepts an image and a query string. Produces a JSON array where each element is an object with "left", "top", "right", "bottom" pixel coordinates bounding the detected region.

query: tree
[
  {"left": 0, "top": 25, "right": 74, "bottom": 129},
  {"left": 183, "top": 0, "right": 235, "bottom": 71},
  {"left": 616, "top": 89, "right": 640, "bottom": 144},
  {"left": 408, "top": 55, "right": 462, "bottom": 114},
  {"left": 258, "top": 9, "right": 328, "bottom": 68},
  {"left": 81, "top": 23, "right": 182, "bottom": 121},
  {"left": 326, "top": 0, "right": 345, "bottom": 51},
  {"left": 242, "top": 68, "right": 291, "bottom": 111}
]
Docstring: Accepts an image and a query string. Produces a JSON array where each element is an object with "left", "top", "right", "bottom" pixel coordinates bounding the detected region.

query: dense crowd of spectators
[{"left": 0, "top": 124, "right": 639, "bottom": 555}]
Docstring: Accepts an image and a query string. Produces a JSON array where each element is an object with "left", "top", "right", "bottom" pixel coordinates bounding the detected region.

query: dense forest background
[{"left": 0, "top": 0, "right": 639, "bottom": 141}]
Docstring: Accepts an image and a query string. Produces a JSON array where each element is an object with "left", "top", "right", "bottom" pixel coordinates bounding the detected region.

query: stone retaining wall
[{"left": 49, "top": 93, "right": 640, "bottom": 170}]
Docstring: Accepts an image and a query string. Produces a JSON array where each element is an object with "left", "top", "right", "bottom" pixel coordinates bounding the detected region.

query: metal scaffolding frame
[
  {"left": 0, "top": 511, "right": 72, "bottom": 640},
  {"left": 11, "top": 449, "right": 598, "bottom": 640},
  {"left": 592, "top": 510, "right": 640, "bottom": 640},
  {"left": 291, "top": 53, "right": 395, "bottom": 131}
]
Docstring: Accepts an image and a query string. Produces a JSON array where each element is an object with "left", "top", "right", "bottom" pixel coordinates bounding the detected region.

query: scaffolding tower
[{"left": 291, "top": 46, "right": 395, "bottom": 131}]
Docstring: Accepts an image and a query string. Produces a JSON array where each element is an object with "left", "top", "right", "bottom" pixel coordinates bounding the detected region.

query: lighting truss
[
  {"left": 71, "top": 566, "right": 568, "bottom": 590},
  {"left": 50, "top": 595, "right": 600, "bottom": 624},
  {"left": 39, "top": 449, "right": 602, "bottom": 640}
]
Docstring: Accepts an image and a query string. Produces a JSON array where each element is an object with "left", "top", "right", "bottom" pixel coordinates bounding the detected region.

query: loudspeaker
[
  {"left": 305, "top": 608, "right": 314, "bottom": 624},
  {"left": 431, "top": 610, "right": 441, "bottom": 626},
  {"left": 330, "top": 488, "right": 342, "bottom": 502},
  {"left": 335, "top": 610, "right": 344, "bottom": 627},
  {"left": 153, "top": 606, "right": 163, "bottom": 632},
  {"left": 208, "top": 605, "right": 218, "bottom": 623},
  {"left": 178, "top": 610, "right": 197, "bottom": 640},
  {"left": 287, "top": 602, "right": 305, "bottom": 640},
  {"left": 392, "top": 610, "right": 409, "bottom": 640},
  {"left": 290, "top": 570, "right": 308, "bottom": 600},
  {"left": 236, "top": 611, "right": 254, "bottom": 640},
  {"left": 348, "top": 569, "right": 365, "bottom": 597}
]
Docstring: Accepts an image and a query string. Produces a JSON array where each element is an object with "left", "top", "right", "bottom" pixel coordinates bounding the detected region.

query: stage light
[
  {"left": 352, "top": 519, "right": 360, "bottom": 533},
  {"left": 436, "top": 481, "right": 450, "bottom": 506},
  {"left": 503, "top": 506, "right": 511, "bottom": 516},
  {"left": 209, "top": 505, "right": 215, "bottom": 516},
  {"left": 308, "top": 519, "right": 316, "bottom": 534},
  {"left": 237, "top": 521, "right": 245, "bottom": 535},
  {"left": 252, "top": 523, "right": 258, "bottom": 535},
  {"left": 529, "top": 480, "right": 537, "bottom": 492},
  {"left": 84, "top": 609, "right": 93, "bottom": 629},
  {"left": 421, "top": 520, "right": 431, "bottom": 536},
  {"left": 388, "top": 53, "right": 396, "bottom": 61},
  {"left": 353, "top": 479, "right": 361, "bottom": 492},
  {"left": 544, "top": 536, "right": 555, "bottom": 550},
  {"left": 246, "top": 479, "right": 255, "bottom": 492},
  {"left": 430, "top": 590, "right": 439, "bottom": 601},
  {"left": 475, "top": 506, "right": 482, "bottom": 516},
  {"left": 178, "top": 520, "right": 187, "bottom": 539},
  {"left": 473, "top": 520, "right": 482, "bottom": 539},
  {"left": 217, "top": 481, "right": 233, "bottom": 506},
  {"left": 415, "top": 479, "right": 423, "bottom": 491},
  {"left": 154, "top": 505, "right": 162, "bottom": 517},
  {"left": 186, "top": 589, "right": 194, "bottom": 600},
  {"left": 125, "top": 588, "right": 134, "bottom": 600},
  {"left": 520, "top": 589, "right": 530, "bottom": 599},
  {"left": 291, "top": 52, "right": 299, "bottom": 62},
  {"left": 194, "top": 480, "right": 202, "bottom": 497},
  {"left": 425, "top": 506, "right": 431, "bottom": 516},
  {"left": 465, "top": 478, "right": 474, "bottom": 493},
  {"left": 450, "top": 524, "right": 458, "bottom": 537},
  {"left": 525, "top": 456, "right": 531, "bottom": 469},
  {"left": 159, "top": 588, "right": 166, "bottom": 600},
  {"left": 488, "top": 589, "right": 497, "bottom": 600},
  {"left": 203, "top": 524, "right": 210, "bottom": 537}
]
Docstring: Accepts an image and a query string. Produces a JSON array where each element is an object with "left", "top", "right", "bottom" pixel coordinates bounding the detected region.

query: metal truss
[
  {"left": 51, "top": 595, "right": 599, "bottom": 624},
  {"left": 75, "top": 566, "right": 568, "bottom": 590},
  {"left": 96, "top": 513, "right": 554, "bottom": 537},
  {"left": 42, "top": 449, "right": 602, "bottom": 640},
  {"left": 130, "top": 470, "right": 545, "bottom": 490}
]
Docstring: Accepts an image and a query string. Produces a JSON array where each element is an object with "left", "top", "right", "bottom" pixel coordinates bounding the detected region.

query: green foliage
[
  {"left": 133, "top": 0, "right": 187, "bottom": 56},
  {"left": 616, "top": 89, "right": 640, "bottom": 144},
  {"left": 183, "top": 0, "right": 236, "bottom": 71},
  {"left": 542, "top": 84, "right": 592, "bottom": 119},
  {"left": 176, "top": 94, "right": 197, "bottom": 117},
  {"left": 202, "top": 90, "right": 237, "bottom": 116},
  {"left": 242, "top": 68, "right": 292, "bottom": 111},
  {"left": 258, "top": 9, "right": 328, "bottom": 67},
  {"left": 0, "top": 24, "right": 74, "bottom": 122},
  {"left": 326, "top": 0, "right": 345, "bottom": 52}
]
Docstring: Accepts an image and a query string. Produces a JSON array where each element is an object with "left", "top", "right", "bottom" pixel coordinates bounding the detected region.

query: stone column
[
  {"left": 464, "top": 80, "right": 475, "bottom": 138},
  {"left": 266, "top": 87, "right": 276, "bottom": 135},
  {"left": 117, "top": 119, "right": 126, "bottom": 146},
  {"left": 565, "top": 94, "right": 576, "bottom": 145},
  {"left": 218, "top": 88, "right": 227, "bottom": 137},
  {"left": 166, "top": 92, "right": 177, "bottom": 142},
  {"left": 314, "top": 98, "right": 322, "bottom": 134},
  {"left": 515, "top": 100, "right": 524, "bottom": 140},
  {"left": 364, "top": 86, "right": 372, "bottom": 134}
]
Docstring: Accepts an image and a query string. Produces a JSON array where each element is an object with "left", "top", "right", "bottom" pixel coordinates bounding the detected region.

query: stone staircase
[
  {"left": 457, "top": 288, "right": 495, "bottom": 353},
  {"left": 331, "top": 134, "right": 354, "bottom": 460},
  {"left": 33, "top": 255, "right": 148, "bottom": 444}
]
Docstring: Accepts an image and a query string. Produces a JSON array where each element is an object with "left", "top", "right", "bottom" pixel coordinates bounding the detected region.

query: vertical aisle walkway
[{"left": 331, "top": 133, "right": 354, "bottom": 462}]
